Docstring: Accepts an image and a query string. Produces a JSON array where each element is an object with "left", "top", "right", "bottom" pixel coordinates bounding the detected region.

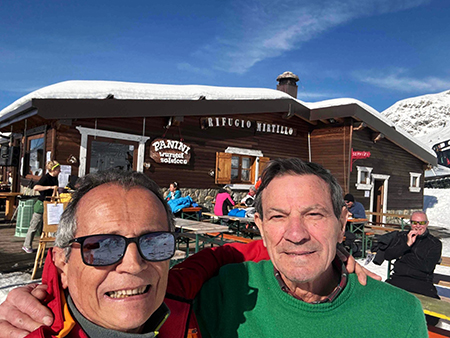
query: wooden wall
[
  {"left": 310, "top": 125, "right": 352, "bottom": 192},
  {"left": 351, "top": 128, "right": 425, "bottom": 210},
  {"left": 52, "top": 113, "right": 311, "bottom": 189}
]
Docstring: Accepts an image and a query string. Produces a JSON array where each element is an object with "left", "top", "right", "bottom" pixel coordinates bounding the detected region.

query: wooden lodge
[{"left": 0, "top": 72, "right": 436, "bottom": 219}]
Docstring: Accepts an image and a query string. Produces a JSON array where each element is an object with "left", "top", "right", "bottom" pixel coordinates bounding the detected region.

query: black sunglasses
[{"left": 68, "top": 232, "right": 176, "bottom": 266}]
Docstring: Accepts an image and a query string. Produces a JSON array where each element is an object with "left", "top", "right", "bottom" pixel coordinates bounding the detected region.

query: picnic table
[
  {"left": 175, "top": 218, "right": 231, "bottom": 256},
  {"left": 203, "top": 213, "right": 257, "bottom": 237}
]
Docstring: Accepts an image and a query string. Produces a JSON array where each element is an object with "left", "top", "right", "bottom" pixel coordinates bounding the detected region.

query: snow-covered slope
[{"left": 382, "top": 90, "right": 450, "bottom": 143}]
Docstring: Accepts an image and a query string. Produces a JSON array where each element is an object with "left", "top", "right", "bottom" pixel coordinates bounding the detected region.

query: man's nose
[
  {"left": 116, "top": 242, "right": 148, "bottom": 274},
  {"left": 283, "top": 217, "right": 310, "bottom": 244}
]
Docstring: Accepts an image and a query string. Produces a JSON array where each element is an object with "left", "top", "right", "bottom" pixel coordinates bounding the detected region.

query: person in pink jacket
[{"left": 214, "top": 188, "right": 235, "bottom": 215}]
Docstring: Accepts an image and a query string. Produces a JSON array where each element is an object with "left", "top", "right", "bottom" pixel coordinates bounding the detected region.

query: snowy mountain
[{"left": 381, "top": 89, "right": 450, "bottom": 147}]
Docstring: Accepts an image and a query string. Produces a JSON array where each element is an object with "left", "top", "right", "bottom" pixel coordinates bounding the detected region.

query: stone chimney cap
[{"left": 277, "top": 71, "right": 299, "bottom": 82}]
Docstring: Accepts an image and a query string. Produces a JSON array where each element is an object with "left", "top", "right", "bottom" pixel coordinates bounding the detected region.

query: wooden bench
[
  {"left": 413, "top": 293, "right": 450, "bottom": 321},
  {"left": 181, "top": 207, "right": 202, "bottom": 221},
  {"left": 440, "top": 256, "right": 450, "bottom": 267},
  {"left": 206, "top": 232, "right": 254, "bottom": 244}
]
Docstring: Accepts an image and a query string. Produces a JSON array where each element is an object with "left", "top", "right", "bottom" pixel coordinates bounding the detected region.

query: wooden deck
[{"left": 0, "top": 212, "right": 46, "bottom": 277}]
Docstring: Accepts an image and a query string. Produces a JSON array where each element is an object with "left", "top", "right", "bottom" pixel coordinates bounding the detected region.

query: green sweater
[{"left": 194, "top": 260, "right": 427, "bottom": 338}]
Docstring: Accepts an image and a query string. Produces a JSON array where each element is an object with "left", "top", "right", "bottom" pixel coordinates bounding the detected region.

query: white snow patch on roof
[
  {"left": 0, "top": 80, "right": 436, "bottom": 161},
  {"left": 0, "top": 80, "right": 294, "bottom": 118}
]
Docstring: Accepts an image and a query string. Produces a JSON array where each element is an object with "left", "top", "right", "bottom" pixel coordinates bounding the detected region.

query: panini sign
[
  {"left": 200, "top": 117, "right": 296, "bottom": 136},
  {"left": 150, "top": 138, "right": 191, "bottom": 165}
]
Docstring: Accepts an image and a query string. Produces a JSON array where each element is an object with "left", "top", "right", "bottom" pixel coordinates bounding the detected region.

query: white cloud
[
  {"left": 354, "top": 68, "right": 450, "bottom": 92},
  {"left": 198, "top": 0, "right": 431, "bottom": 74},
  {"left": 176, "top": 63, "right": 214, "bottom": 77},
  {"left": 297, "top": 90, "right": 342, "bottom": 100}
]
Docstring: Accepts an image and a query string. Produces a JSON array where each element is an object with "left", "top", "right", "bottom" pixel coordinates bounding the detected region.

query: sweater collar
[{"left": 274, "top": 255, "right": 348, "bottom": 303}]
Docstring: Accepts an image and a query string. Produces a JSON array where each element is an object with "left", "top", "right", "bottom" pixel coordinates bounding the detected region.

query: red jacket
[{"left": 26, "top": 240, "right": 270, "bottom": 338}]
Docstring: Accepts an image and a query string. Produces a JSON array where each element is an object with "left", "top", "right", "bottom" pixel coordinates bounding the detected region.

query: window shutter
[
  {"left": 215, "top": 152, "right": 232, "bottom": 184},
  {"left": 251, "top": 156, "right": 270, "bottom": 184},
  {"left": 258, "top": 157, "right": 270, "bottom": 176}
]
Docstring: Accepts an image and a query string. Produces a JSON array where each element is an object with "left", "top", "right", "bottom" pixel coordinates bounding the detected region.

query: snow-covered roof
[
  {"left": 0, "top": 80, "right": 437, "bottom": 165},
  {"left": 0, "top": 80, "right": 297, "bottom": 119}
]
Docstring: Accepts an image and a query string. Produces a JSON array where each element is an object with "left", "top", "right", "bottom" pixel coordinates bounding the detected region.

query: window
[
  {"left": 89, "top": 140, "right": 135, "bottom": 173},
  {"left": 355, "top": 166, "right": 373, "bottom": 190},
  {"left": 231, "top": 155, "right": 252, "bottom": 183},
  {"left": 409, "top": 172, "right": 421, "bottom": 192},
  {"left": 76, "top": 126, "right": 149, "bottom": 177},
  {"left": 215, "top": 147, "right": 269, "bottom": 187},
  {"left": 26, "top": 134, "right": 45, "bottom": 178}
]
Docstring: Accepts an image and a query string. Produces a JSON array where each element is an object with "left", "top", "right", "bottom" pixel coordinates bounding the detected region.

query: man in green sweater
[{"left": 194, "top": 158, "right": 427, "bottom": 337}]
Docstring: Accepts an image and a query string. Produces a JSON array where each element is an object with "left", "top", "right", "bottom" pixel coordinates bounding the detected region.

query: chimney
[{"left": 276, "top": 71, "right": 299, "bottom": 98}]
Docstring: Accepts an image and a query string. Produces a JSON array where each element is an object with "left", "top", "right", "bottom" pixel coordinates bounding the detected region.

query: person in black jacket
[
  {"left": 385, "top": 211, "right": 442, "bottom": 325},
  {"left": 22, "top": 161, "right": 60, "bottom": 253}
]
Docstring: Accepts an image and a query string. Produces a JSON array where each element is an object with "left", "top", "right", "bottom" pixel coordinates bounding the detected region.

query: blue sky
[{"left": 1, "top": 0, "right": 449, "bottom": 112}]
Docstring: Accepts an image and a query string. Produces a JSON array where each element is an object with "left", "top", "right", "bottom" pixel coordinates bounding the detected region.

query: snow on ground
[
  {"left": 1, "top": 188, "right": 450, "bottom": 304},
  {"left": 0, "top": 272, "right": 35, "bottom": 304}
]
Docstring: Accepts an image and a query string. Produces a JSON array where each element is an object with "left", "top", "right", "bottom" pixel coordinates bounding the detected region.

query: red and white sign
[
  {"left": 352, "top": 150, "right": 371, "bottom": 160},
  {"left": 351, "top": 149, "right": 371, "bottom": 171}
]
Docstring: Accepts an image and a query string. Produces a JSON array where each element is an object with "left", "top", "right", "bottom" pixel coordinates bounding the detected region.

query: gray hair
[
  {"left": 55, "top": 170, "right": 175, "bottom": 259},
  {"left": 254, "top": 158, "right": 345, "bottom": 220}
]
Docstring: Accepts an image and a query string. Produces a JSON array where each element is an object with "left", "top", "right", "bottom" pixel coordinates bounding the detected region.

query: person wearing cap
[
  {"left": 22, "top": 160, "right": 61, "bottom": 254},
  {"left": 344, "top": 193, "right": 366, "bottom": 219}
]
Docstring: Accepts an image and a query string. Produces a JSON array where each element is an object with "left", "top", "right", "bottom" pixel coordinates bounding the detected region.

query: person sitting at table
[
  {"left": 344, "top": 193, "right": 366, "bottom": 219},
  {"left": 214, "top": 188, "right": 235, "bottom": 216},
  {"left": 166, "top": 181, "right": 181, "bottom": 201},
  {"left": 22, "top": 160, "right": 61, "bottom": 254},
  {"left": 240, "top": 186, "right": 256, "bottom": 207},
  {"left": 384, "top": 211, "right": 442, "bottom": 325}
]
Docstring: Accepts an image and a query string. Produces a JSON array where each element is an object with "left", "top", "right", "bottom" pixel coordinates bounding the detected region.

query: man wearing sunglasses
[
  {"left": 0, "top": 168, "right": 378, "bottom": 338},
  {"left": 385, "top": 211, "right": 442, "bottom": 325}
]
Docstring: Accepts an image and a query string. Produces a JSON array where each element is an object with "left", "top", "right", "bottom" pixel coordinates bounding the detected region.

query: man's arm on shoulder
[
  {"left": 167, "top": 240, "right": 269, "bottom": 299},
  {"left": 0, "top": 284, "right": 54, "bottom": 338}
]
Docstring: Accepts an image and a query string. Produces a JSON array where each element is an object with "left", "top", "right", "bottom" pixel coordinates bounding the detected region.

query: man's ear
[
  {"left": 254, "top": 213, "right": 267, "bottom": 248},
  {"left": 53, "top": 247, "right": 69, "bottom": 289},
  {"left": 337, "top": 206, "right": 348, "bottom": 243}
]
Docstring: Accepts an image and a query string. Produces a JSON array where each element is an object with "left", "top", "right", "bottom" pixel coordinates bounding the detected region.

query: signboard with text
[
  {"left": 200, "top": 117, "right": 297, "bottom": 136},
  {"left": 351, "top": 149, "right": 371, "bottom": 171},
  {"left": 150, "top": 138, "right": 191, "bottom": 165}
]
